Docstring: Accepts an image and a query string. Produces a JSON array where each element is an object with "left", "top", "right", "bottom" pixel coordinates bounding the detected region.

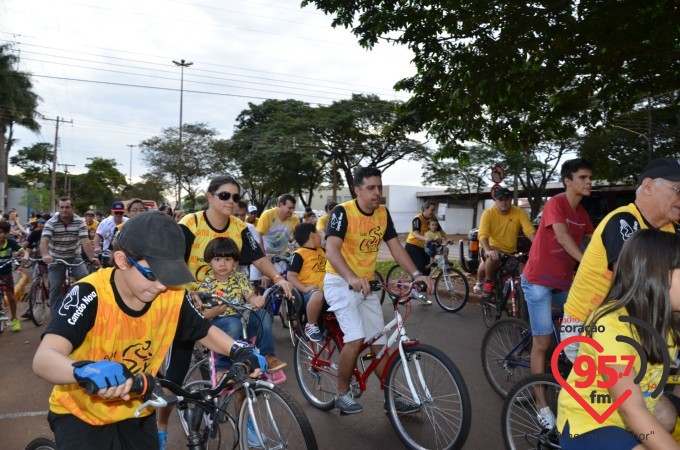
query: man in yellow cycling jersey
[
  {"left": 478, "top": 187, "right": 535, "bottom": 299},
  {"left": 324, "top": 166, "right": 434, "bottom": 414}
]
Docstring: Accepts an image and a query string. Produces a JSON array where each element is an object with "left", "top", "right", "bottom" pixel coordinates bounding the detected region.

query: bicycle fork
[
  {"left": 397, "top": 339, "right": 429, "bottom": 406},
  {"left": 244, "top": 382, "right": 285, "bottom": 450}
]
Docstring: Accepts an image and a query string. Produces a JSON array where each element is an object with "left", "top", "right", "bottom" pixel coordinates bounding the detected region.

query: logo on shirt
[
  {"left": 619, "top": 219, "right": 638, "bottom": 241},
  {"left": 330, "top": 212, "right": 343, "bottom": 232},
  {"left": 63, "top": 286, "right": 98, "bottom": 325},
  {"left": 358, "top": 226, "right": 383, "bottom": 253}
]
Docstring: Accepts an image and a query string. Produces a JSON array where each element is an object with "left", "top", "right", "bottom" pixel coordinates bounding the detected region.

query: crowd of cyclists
[{"left": 2, "top": 157, "right": 680, "bottom": 449}]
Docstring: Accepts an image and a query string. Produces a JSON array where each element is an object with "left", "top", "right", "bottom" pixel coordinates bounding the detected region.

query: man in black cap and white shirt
[{"left": 477, "top": 187, "right": 536, "bottom": 300}]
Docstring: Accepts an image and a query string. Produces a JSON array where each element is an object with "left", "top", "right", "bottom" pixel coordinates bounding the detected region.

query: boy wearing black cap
[
  {"left": 33, "top": 212, "right": 263, "bottom": 450},
  {"left": 477, "top": 187, "right": 536, "bottom": 300}
]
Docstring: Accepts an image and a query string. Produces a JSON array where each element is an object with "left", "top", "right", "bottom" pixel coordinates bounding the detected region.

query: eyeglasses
[
  {"left": 213, "top": 191, "right": 241, "bottom": 202},
  {"left": 127, "top": 256, "right": 157, "bottom": 282},
  {"left": 659, "top": 182, "right": 680, "bottom": 197}
]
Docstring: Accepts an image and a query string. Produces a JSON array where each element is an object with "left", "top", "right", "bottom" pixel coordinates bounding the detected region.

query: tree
[
  {"left": 303, "top": 1, "right": 680, "bottom": 156},
  {"left": 120, "top": 172, "right": 170, "bottom": 206},
  {"left": 0, "top": 44, "right": 41, "bottom": 209},
  {"left": 217, "top": 99, "right": 331, "bottom": 208},
  {"left": 312, "top": 94, "right": 431, "bottom": 194},
  {"left": 69, "top": 158, "right": 127, "bottom": 212},
  {"left": 580, "top": 92, "right": 680, "bottom": 184},
  {"left": 423, "top": 145, "right": 503, "bottom": 227},
  {"left": 9, "top": 142, "right": 54, "bottom": 185},
  {"left": 140, "top": 123, "right": 219, "bottom": 211}
]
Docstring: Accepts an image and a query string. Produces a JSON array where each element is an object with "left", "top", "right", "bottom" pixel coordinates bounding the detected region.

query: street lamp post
[
  {"left": 126, "top": 144, "right": 136, "bottom": 183},
  {"left": 172, "top": 59, "right": 193, "bottom": 207}
]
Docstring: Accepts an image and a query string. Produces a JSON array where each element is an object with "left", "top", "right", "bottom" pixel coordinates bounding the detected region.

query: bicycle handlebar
[
  {"left": 131, "top": 364, "right": 251, "bottom": 417},
  {"left": 197, "top": 292, "right": 256, "bottom": 312},
  {"left": 0, "top": 256, "right": 22, "bottom": 269},
  {"left": 50, "top": 259, "right": 86, "bottom": 267}
]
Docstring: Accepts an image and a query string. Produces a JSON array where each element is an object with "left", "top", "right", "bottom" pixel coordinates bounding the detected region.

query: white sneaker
[
  {"left": 473, "top": 283, "right": 482, "bottom": 294},
  {"left": 537, "top": 406, "right": 556, "bottom": 430}
]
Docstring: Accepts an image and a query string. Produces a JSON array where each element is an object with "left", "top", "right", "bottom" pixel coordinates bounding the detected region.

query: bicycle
[
  {"left": 385, "top": 242, "right": 469, "bottom": 313},
  {"left": 26, "top": 364, "right": 318, "bottom": 450},
  {"left": 481, "top": 312, "right": 572, "bottom": 399},
  {"left": 48, "top": 258, "right": 86, "bottom": 317},
  {"left": 294, "top": 279, "right": 472, "bottom": 450},
  {"left": 502, "top": 373, "right": 562, "bottom": 450},
  {"left": 0, "top": 257, "right": 22, "bottom": 333},
  {"left": 481, "top": 252, "right": 529, "bottom": 328},
  {"left": 22, "top": 258, "right": 49, "bottom": 327}
]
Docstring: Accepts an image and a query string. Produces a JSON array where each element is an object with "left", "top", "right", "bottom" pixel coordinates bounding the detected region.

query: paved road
[{"left": 0, "top": 285, "right": 504, "bottom": 450}]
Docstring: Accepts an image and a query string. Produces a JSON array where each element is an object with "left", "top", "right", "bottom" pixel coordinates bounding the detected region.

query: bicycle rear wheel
[
  {"left": 294, "top": 336, "right": 340, "bottom": 411},
  {"left": 238, "top": 384, "right": 318, "bottom": 450},
  {"left": 481, "top": 317, "right": 532, "bottom": 398},
  {"left": 434, "top": 267, "right": 469, "bottom": 313},
  {"left": 29, "top": 280, "right": 47, "bottom": 326},
  {"left": 25, "top": 436, "right": 57, "bottom": 450},
  {"left": 183, "top": 351, "right": 211, "bottom": 386},
  {"left": 385, "top": 343, "right": 471, "bottom": 450},
  {"left": 284, "top": 288, "right": 305, "bottom": 347},
  {"left": 385, "top": 264, "right": 412, "bottom": 295},
  {"left": 502, "top": 374, "right": 561, "bottom": 450}
]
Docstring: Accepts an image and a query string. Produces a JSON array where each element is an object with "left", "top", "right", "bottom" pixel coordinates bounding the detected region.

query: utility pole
[
  {"left": 44, "top": 116, "right": 73, "bottom": 212},
  {"left": 126, "top": 144, "right": 136, "bottom": 183},
  {"left": 59, "top": 163, "right": 75, "bottom": 198},
  {"left": 172, "top": 59, "right": 193, "bottom": 207}
]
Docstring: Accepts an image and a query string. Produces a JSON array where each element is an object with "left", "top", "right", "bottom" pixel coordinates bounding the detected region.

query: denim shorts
[
  {"left": 521, "top": 274, "right": 567, "bottom": 336},
  {"left": 301, "top": 288, "right": 320, "bottom": 307}
]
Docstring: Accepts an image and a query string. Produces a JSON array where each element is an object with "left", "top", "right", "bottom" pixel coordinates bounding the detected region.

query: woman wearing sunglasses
[{"left": 156, "top": 174, "right": 293, "bottom": 448}]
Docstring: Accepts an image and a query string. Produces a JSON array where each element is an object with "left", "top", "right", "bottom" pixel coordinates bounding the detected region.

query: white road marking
[{"left": 0, "top": 410, "right": 48, "bottom": 419}]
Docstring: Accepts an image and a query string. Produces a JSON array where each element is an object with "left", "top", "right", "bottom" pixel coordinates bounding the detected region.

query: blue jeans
[
  {"left": 521, "top": 274, "right": 567, "bottom": 336},
  {"left": 48, "top": 257, "right": 89, "bottom": 320},
  {"left": 211, "top": 310, "right": 274, "bottom": 371}
]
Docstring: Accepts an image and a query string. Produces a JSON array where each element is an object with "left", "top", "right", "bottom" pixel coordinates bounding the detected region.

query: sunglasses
[
  {"left": 213, "top": 191, "right": 241, "bottom": 202},
  {"left": 127, "top": 256, "right": 157, "bottom": 282}
]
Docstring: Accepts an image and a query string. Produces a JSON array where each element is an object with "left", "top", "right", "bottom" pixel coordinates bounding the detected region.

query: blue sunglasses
[{"left": 127, "top": 256, "right": 157, "bottom": 282}]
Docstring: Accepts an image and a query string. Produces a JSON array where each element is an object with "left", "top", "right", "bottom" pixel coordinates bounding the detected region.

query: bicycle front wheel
[
  {"left": 25, "top": 437, "right": 58, "bottom": 450},
  {"left": 177, "top": 380, "right": 235, "bottom": 449},
  {"left": 481, "top": 317, "right": 532, "bottom": 398},
  {"left": 238, "top": 384, "right": 318, "bottom": 450},
  {"left": 29, "top": 280, "right": 47, "bottom": 326},
  {"left": 385, "top": 264, "right": 412, "bottom": 295},
  {"left": 434, "top": 267, "right": 469, "bottom": 313},
  {"left": 502, "top": 374, "right": 561, "bottom": 450},
  {"left": 385, "top": 343, "right": 471, "bottom": 450},
  {"left": 294, "top": 336, "right": 340, "bottom": 410}
]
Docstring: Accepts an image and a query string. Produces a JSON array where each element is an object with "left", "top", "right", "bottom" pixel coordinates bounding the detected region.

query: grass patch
[{"left": 375, "top": 260, "right": 395, "bottom": 278}]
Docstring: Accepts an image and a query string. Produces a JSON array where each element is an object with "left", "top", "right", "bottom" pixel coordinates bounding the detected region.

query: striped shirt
[{"left": 42, "top": 214, "right": 88, "bottom": 258}]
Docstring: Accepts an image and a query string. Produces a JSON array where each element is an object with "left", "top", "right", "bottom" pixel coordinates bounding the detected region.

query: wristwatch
[{"left": 412, "top": 270, "right": 423, "bottom": 278}]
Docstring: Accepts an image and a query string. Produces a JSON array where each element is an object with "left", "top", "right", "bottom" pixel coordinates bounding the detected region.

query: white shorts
[{"left": 323, "top": 273, "right": 386, "bottom": 345}]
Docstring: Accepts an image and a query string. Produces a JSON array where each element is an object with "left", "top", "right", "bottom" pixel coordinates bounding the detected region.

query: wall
[{"left": 8, "top": 188, "right": 28, "bottom": 220}]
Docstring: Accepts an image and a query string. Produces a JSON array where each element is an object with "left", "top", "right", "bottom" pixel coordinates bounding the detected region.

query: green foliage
[
  {"left": 69, "top": 158, "right": 128, "bottom": 212},
  {"left": 302, "top": 0, "right": 680, "bottom": 155},
  {"left": 19, "top": 187, "right": 50, "bottom": 212},
  {"left": 141, "top": 122, "right": 220, "bottom": 210},
  {"left": 121, "top": 173, "right": 170, "bottom": 206},
  {"left": 9, "top": 142, "right": 53, "bottom": 185}
]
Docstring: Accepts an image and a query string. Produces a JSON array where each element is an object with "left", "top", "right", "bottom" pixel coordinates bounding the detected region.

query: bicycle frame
[
  {"left": 313, "top": 288, "right": 425, "bottom": 403},
  {"left": 499, "top": 312, "right": 564, "bottom": 372}
]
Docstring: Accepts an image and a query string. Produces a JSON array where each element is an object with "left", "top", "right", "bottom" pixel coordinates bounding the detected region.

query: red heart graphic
[{"left": 552, "top": 336, "right": 632, "bottom": 424}]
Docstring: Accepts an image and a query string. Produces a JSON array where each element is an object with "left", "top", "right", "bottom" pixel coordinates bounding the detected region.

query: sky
[{"left": 1, "top": 0, "right": 436, "bottom": 191}]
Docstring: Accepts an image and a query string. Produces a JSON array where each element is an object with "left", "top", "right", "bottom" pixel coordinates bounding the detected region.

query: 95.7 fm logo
[{"left": 551, "top": 315, "right": 672, "bottom": 424}]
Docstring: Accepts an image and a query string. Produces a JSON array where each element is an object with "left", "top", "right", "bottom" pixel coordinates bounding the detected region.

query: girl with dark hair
[{"left": 557, "top": 228, "right": 680, "bottom": 450}]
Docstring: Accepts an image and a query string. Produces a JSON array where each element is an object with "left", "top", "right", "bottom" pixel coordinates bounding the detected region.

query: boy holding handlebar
[{"left": 33, "top": 212, "right": 264, "bottom": 450}]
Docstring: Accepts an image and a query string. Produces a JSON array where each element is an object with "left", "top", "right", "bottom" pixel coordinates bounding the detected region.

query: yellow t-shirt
[
  {"left": 405, "top": 213, "right": 428, "bottom": 248},
  {"left": 48, "top": 268, "right": 185, "bottom": 425},
  {"left": 316, "top": 214, "right": 329, "bottom": 234},
  {"left": 256, "top": 207, "right": 299, "bottom": 254},
  {"left": 557, "top": 307, "right": 677, "bottom": 436},
  {"left": 291, "top": 247, "right": 327, "bottom": 289},
  {"left": 477, "top": 205, "right": 535, "bottom": 254},
  {"left": 565, "top": 203, "right": 676, "bottom": 322},
  {"left": 195, "top": 273, "right": 252, "bottom": 317}
]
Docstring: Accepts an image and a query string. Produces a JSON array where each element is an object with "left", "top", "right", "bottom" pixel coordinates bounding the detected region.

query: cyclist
[
  {"left": 93, "top": 201, "right": 127, "bottom": 266},
  {"left": 478, "top": 187, "right": 535, "bottom": 300},
  {"left": 324, "top": 166, "right": 434, "bottom": 414},
  {"left": 521, "top": 158, "right": 595, "bottom": 429},
  {"left": 18, "top": 218, "right": 46, "bottom": 317},
  {"left": 316, "top": 200, "right": 338, "bottom": 247},
  {"left": 8, "top": 210, "right": 26, "bottom": 242},
  {"left": 557, "top": 229, "right": 680, "bottom": 449},
  {"left": 256, "top": 193, "right": 299, "bottom": 281},
  {"left": 0, "top": 221, "right": 24, "bottom": 330},
  {"left": 40, "top": 196, "right": 99, "bottom": 319},
  {"left": 246, "top": 204, "right": 259, "bottom": 227},
  {"left": 561, "top": 158, "right": 680, "bottom": 429},
  {"left": 424, "top": 217, "right": 446, "bottom": 262},
  {"left": 404, "top": 200, "right": 448, "bottom": 276},
  {"left": 32, "top": 212, "right": 264, "bottom": 450},
  {"left": 83, "top": 210, "right": 99, "bottom": 243},
  {"left": 288, "top": 222, "right": 326, "bottom": 342},
  {"left": 195, "top": 237, "right": 273, "bottom": 378},
  {"left": 157, "top": 174, "right": 293, "bottom": 445}
]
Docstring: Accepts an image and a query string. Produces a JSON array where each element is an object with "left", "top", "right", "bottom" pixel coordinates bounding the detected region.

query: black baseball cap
[
  {"left": 637, "top": 158, "right": 680, "bottom": 186},
  {"left": 493, "top": 187, "right": 512, "bottom": 199},
  {"left": 115, "top": 211, "right": 194, "bottom": 286}
]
